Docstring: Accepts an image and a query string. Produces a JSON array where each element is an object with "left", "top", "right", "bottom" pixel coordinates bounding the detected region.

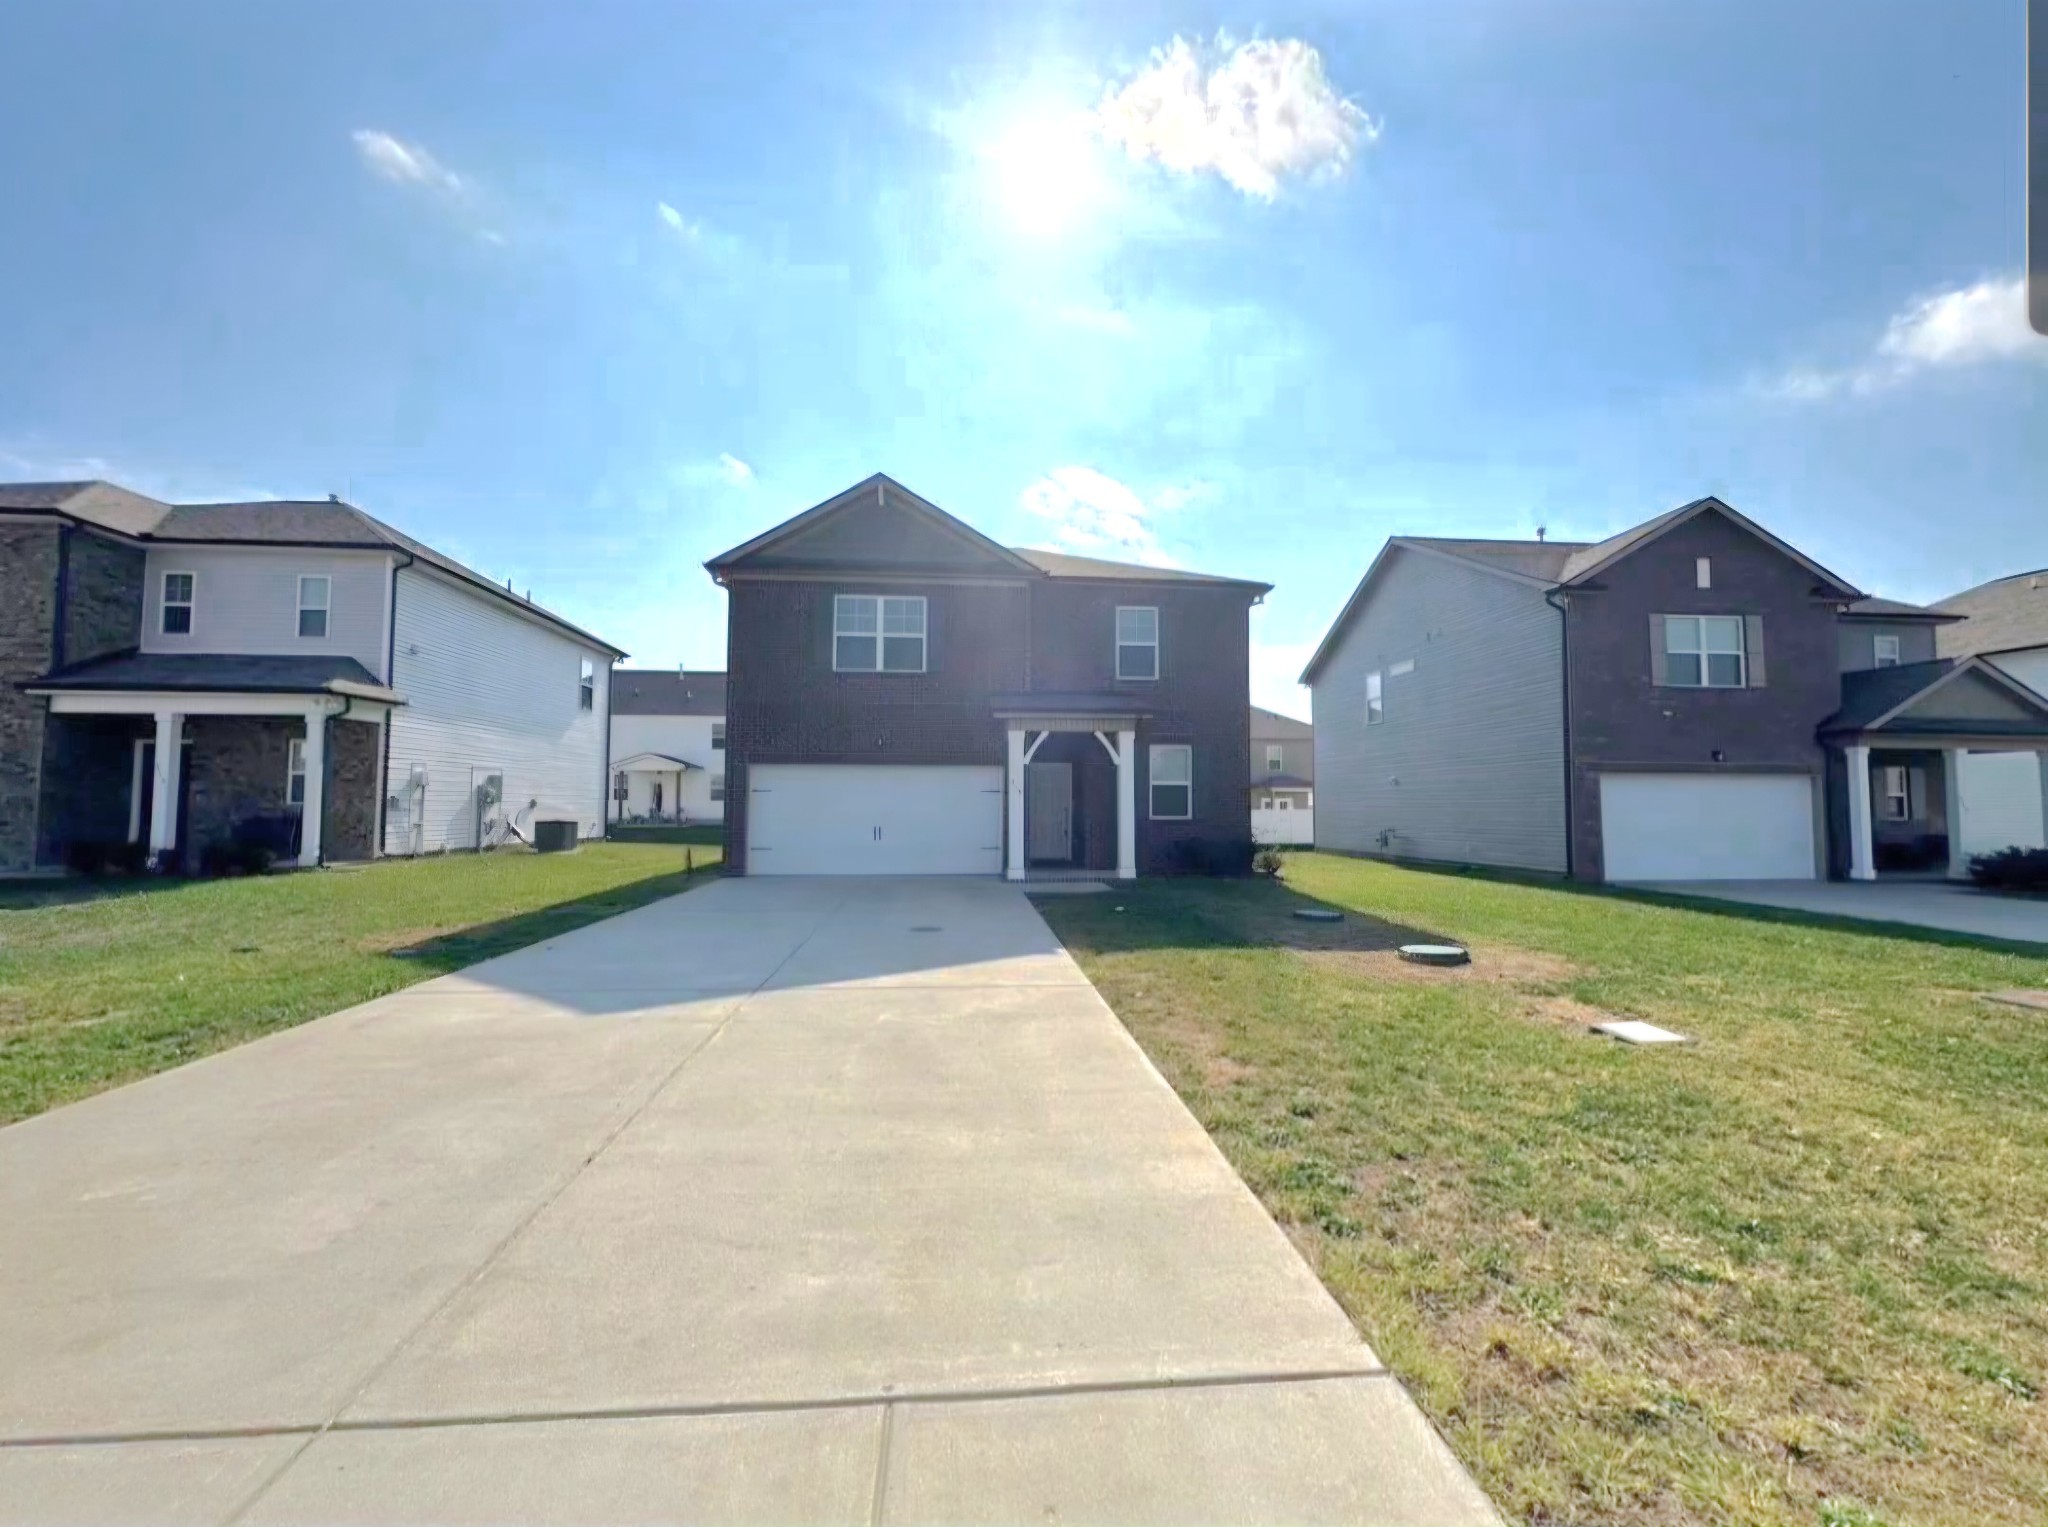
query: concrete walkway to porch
[
  {"left": 1641, "top": 878, "right": 2048, "bottom": 944},
  {"left": 0, "top": 877, "right": 1497, "bottom": 1526}
]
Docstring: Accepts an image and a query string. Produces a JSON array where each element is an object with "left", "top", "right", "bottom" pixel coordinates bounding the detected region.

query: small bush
[
  {"left": 1166, "top": 836, "right": 1256, "bottom": 877},
  {"left": 62, "top": 839, "right": 150, "bottom": 877},
  {"left": 1968, "top": 846, "right": 2048, "bottom": 892},
  {"left": 1253, "top": 846, "right": 1285, "bottom": 878}
]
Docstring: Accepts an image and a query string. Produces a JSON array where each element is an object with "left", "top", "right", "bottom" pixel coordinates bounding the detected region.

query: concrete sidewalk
[
  {"left": 0, "top": 877, "right": 1497, "bottom": 1525},
  {"left": 1639, "top": 877, "right": 2048, "bottom": 944}
]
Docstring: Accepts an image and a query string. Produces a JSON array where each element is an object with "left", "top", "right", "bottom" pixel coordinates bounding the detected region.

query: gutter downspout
[
  {"left": 1544, "top": 587, "right": 1574, "bottom": 879},
  {"left": 602, "top": 655, "right": 615, "bottom": 840},
  {"left": 376, "top": 551, "right": 414, "bottom": 856}
]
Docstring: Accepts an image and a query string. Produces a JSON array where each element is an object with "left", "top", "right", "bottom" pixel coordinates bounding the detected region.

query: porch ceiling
[{"left": 991, "top": 691, "right": 1151, "bottom": 731}]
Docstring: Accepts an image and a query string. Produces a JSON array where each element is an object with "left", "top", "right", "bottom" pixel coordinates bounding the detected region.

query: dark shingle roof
[
  {"left": 1936, "top": 570, "right": 2048, "bottom": 658},
  {"left": 611, "top": 670, "right": 727, "bottom": 716},
  {"left": 0, "top": 481, "right": 98, "bottom": 510},
  {"left": 1012, "top": 547, "right": 1271, "bottom": 590},
  {"left": 26, "top": 650, "right": 401, "bottom": 701},
  {"left": 1824, "top": 660, "right": 1956, "bottom": 732},
  {"left": 154, "top": 501, "right": 390, "bottom": 545},
  {"left": 1400, "top": 537, "right": 1588, "bottom": 581},
  {"left": 1555, "top": 503, "right": 1701, "bottom": 583},
  {"left": 1843, "top": 596, "right": 1958, "bottom": 621},
  {"left": 1250, "top": 704, "right": 1313, "bottom": 739}
]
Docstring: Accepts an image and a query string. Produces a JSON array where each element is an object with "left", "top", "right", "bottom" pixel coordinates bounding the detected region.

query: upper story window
[
  {"left": 1148, "top": 744, "right": 1192, "bottom": 819},
  {"left": 1265, "top": 742, "right": 1284, "bottom": 772},
  {"left": 711, "top": 721, "right": 726, "bottom": 750},
  {"left": 579, "top": 659, "right": 595, "bottom": 710},
  {"left": 834, "top": 594, "right": 926, "bottom": 672},
  {"left": 1116, "top": 606, "right": 1159, "bottom": 680},
  {"left": 160, "top": 571, "right": 195, "bottom": 635},
  {"left": 1873, "top": 633, "right": 1901, "bottom": 668},
  {"left": 1663, "top": 614, "right": 1746, "bottom": 688},
  {"left": 1366, "top": 670, "right": 1384, "bottom": 723},
  {"left": 297, "top": 575, "right": 330, "bottom": 639},
  {"left": 711, "top": 772, "right": 726, "bottom": 802}
]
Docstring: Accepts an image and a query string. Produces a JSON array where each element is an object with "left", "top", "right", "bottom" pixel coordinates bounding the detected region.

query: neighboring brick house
[
  {"left": 705, "top": 474, "right": 1268, "bottom": 878},
  {"left": 1301, "top": 496, "right": 2048, "bottom": 883},
  {"left": 1, "top": 480, "right": 624, "bottom": 875},
  {"left": 608, "top": 670, "right": 727, "bottom": 824}
]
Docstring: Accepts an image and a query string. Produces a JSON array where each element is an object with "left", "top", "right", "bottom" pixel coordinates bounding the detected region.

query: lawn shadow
[
  {"left": 1043, "top": 874, "right": 1449, "bottom": 958},
  {"left": 1354, "top": 854, "right": 2048, "bottom": 960},
  {"left": 606, "top": 825, "right": 726, "bottom": 847},
  {"left": 386, "top": 860, "right": 721, "bottom": 977},
  {"left": 0, "top": 872, "right": 209, "bottom": 914}
]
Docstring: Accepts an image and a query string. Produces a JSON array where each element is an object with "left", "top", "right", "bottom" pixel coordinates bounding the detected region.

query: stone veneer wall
[
  {"left": 324, "top": 718, "right": 381, "bottom": 862},
  {"left": 0, "top": 523, "right": 60, "bottom": 871},
  {"left": 182, "top": 716, "right": 297, "bottom": 873}
]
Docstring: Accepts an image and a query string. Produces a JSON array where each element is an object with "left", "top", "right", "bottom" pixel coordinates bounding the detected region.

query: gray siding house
[
  {"left": 1303, "top": 497, "right": 2048, "bottom": 883},
  {"left": 1248, "top": 706, "right": 1313, "bottom": 807}
]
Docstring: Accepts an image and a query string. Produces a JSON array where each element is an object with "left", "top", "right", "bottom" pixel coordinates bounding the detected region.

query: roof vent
[{"left": 1536, "top": 526, "right": 1547, "bottom": 542}]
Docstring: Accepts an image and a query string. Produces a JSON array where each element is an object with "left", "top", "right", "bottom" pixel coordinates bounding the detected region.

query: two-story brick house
[
  {"left": 1301, "top": 496, "right": 2048, "bottom": 882},
  {"left": 706, "top": 474, "right": 1268, "bottom": 877},
  {"left": 2, "top": 480, "right": 624, "bottom": 875}
]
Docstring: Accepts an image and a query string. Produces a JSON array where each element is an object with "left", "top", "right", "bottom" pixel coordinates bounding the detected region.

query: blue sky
[{"left": 2, "top": 0, "right": 2041, "bottom": 714}]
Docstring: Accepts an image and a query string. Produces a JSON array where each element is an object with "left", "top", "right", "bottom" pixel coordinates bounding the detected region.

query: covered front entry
[{"left": 996, "top": 696, "right": 1145, "bottom": 882}]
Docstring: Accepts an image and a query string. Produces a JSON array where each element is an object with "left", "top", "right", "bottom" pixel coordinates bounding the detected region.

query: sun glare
[{"left": 986, "top": 113, "right": 1111, "bottom": 238}]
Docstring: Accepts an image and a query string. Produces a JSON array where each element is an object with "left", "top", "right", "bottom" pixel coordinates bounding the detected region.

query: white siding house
[
  {"left": 1959, "top": 647, "right": 2048, "bottom": 854},
  {"left": 141, "top": 546, "right": 391, "bottom": 675},
  {"left": 610, "top": 713, "right": 726, "bottom": 822},
  {"left": 384, "top": 565, "right": 615, "bottom": 854}
]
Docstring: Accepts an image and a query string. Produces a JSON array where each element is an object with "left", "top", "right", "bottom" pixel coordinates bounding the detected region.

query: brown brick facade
[
  {"left": 0, "top": 522, "right": 60, "bottom": 871},
  {"left": 324, "top": 717, "right": 380, "bottom": 862}
]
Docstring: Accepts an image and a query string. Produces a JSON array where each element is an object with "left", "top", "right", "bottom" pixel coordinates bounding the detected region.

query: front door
[{"left": 1027, "top": 761, "right": 1073, "bottom": 863}]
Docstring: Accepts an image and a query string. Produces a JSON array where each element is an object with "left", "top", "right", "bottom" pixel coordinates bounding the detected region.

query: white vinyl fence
[{"left": 1251, "top": 806, "right": 1314, "bottom": 846}]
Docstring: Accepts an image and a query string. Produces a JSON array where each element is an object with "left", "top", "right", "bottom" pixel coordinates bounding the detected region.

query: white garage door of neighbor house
[
  {"left": 1957, "top": 751, "right": 2048, "bottom": 855},
  {"left": 746, "top": 764, "right": 1004, "bottom": 876},
  {"left": 1600, "top": 773, "right": 1816, "bottom": 882}
]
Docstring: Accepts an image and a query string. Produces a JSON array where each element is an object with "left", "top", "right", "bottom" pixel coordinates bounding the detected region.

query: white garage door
[
  {"left": 1957, "top": 751, "right": 2047, "bottom": 856},
  {"left": 1599, "top": 772, "right": 1816, "bottom": 882},
  {"left": 746, "top": 764, "right": 1004, "bottom": 876}
]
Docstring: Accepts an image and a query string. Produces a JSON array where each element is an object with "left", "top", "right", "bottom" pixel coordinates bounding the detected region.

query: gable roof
[
  {"left": 1013, "top": 547, "right": 1271, "bottom": 590},
  {"left": 1935, "top": 569, "right": 2048, "bottom": 658},
  {"left": 706, "top": 474, "right": 1043, "bottom": 579},
  {"left": 1822, "top": 656, "right": 2048, "bottom": 737},
  {"left": 1250, "top": 704, "right": 1312, "bottom": 739},
  {"left": 1556, "top": 496, "right": 1862, "bottom": 595},
  {"left": 1399, "top": 537, "right": 1589, "bottom": 582},
  {"left": 25, "top": 650, "right": 402, "bottom": 703},
  {"left": 614, "top": 751, "right": 702, "bottom": 772},
  {"left": 611, "top": 670, "right": 727, "bottom": 716},
  {"left": 0, "top": 479, "right": 625, "bottom": 657},
  {"left": 1842, "top": 596, "right": 1959, "bottom": 622}
]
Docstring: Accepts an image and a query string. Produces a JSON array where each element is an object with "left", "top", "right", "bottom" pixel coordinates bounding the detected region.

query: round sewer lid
[
  {"left": 1292, "top": 909, "right": 1344, "bottom": 923},
  {"left": 1399, "top": 944, "right": 1471, "bottom": 967}
]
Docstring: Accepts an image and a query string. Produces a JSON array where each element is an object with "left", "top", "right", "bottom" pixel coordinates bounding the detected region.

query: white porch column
[
  {"left": 1845, "top": 743, "right": 1875, "bottom": 881},
  {"left": 1005, "top": 724, "right": 1027, "bottom": 881},
  {"left": 298, "top": 708, "right": 327, "bottom": 868},
  {"left": 147, "top": 710, "right": 183, "bottom": 868},
  {"left": 1116, "top": 728, "right": 1137, "bottom": 880},
  {"left": 1943, "top": 747, "right": 1968, "bottom": 878}
]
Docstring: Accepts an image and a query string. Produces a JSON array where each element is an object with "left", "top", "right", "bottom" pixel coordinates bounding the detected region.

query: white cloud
[
  {"left": 1249, "top": 636, "right": 1316, "bottom": 720},
  {"left": 1763, "top": 275, "right": 2042, "bottom": 401},
  {"left": 716, "top": 453, "right": 755, "bottom": 488},
  {"left": 351, "top": 130, "right": 465, "bottom": 197},
  {"left": 1018, "top": 466, "right": 1200, "bottom": 567},
  {"left": 1094, "top": 35, "right": 1376, "bottom": 199},
  {"left": 656, "top": 201, "right": 699, "bottom": 240}
]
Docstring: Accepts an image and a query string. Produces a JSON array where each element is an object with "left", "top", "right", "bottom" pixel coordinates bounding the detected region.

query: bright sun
[{"left": 986, "top": 113, "right": 1111, "bottom": 238}]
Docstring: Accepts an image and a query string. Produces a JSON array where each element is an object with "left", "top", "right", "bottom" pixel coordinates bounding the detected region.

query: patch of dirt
[{"left": 1294, "top": 944, "right": 1578, "bottom": 986}]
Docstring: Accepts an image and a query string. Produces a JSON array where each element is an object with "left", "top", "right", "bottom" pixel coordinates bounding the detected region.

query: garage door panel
[
  {"left": 1600, "top": 773, "right": 1816, "bottom": 882},
  {"left": 748, "top": 765, "right": 1003, "bottom": 876}
]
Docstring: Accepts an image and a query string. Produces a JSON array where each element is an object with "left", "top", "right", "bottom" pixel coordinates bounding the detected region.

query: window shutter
[
  {"left": 1648, "top": 615, "right": 1669, "bottom": 686},
  {"left": 1745, "top": 615, "right": 1767, "bottom": 687}
]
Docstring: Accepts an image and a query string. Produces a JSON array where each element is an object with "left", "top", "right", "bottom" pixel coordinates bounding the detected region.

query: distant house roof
[
  {"left": 1399, "top": 537, "right": 1588, "bottom": 582},
  {"left": 1256, "top": 772, "right": 1314, "bottom": 789},
  {"left": 1935, "top": 569, "right": 2048, "bottom": 658},
  {"left": 612, "top": 670, "right": 728, "bottom": 716},
  {"left": 1012, "top": 547, "right": 1272, "bottom": 590},
  {"left": 1842, "top": 596, "right": 1959, "bottom": 622},
  {"left": 1250, "top": 704, "right": 1312, "bottom": 739},
  {"left": 0, "top": 479, "right": 625, "bottom": 657},
  {"left": 614, "top": 751, "right": 702, "bottom": 772},
  {"left": 25, "top": 650, "right": 403, "bottom": 703}
]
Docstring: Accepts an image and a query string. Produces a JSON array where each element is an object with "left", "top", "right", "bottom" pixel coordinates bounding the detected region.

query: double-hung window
[
  {"left": 834, "top": 594, "right": 926, "bottom": 672},
  {"left": 711, "top": 773, "right": 726, "bottom": 803},
  {"left": 161, "top": 571, "right": 195, "bottom": 636},
  {"left": 711, "top": 721, "right": 726, "bottom": 751},
  {"left": 1366, "top": 670, "right": 1384, "bottom": 724},
  {"left": 1148, "top": 744, "right": 1192, "bottom": 819},
  {"left": 1265, "top": 743, "right": 1284, "bottom": 773},
  {"left": 579, "top": 659, "right": 596, "bottom": 711},
  {"left": 1116, "top": 606, "right": 1159, "bottom": 680},
  {"left": 1881, "top": 764, "right": 1910, "bottom": 821},
  {"left": 1873, "top": 633, "right": 1901, "bottom": 669},
  {"left": 287, "top": 738, "right": 307, "bottom": 808},
  {"left": 1663, "top": 615, "right": 1746, "bottom": 688},
  {"left": 297, "top": 575, "right": 330, "bottom": 639}
]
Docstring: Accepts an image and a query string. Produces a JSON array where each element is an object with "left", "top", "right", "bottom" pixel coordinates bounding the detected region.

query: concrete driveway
[
  {"left": 0, "top": 877, "right": 1497, "bottom": 1526},
  {"left": 1639, "top": 878, "right": 2048, "bottom": 944}
]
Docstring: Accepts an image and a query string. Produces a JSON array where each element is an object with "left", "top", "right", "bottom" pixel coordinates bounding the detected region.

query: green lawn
[
  {"left": 1038, "top": 854, "right": 2048, "bottom": 1527},
  {"left": 0, "top": 841, "right": 719, "bottom": 1125}
]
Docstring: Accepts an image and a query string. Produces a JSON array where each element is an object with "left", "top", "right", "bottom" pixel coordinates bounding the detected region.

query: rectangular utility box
[{"left": 532, "top": 819, "right": 579, "bottom": 854}]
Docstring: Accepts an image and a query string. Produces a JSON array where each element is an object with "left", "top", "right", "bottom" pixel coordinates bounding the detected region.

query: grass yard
[
  {"left": 1038, "top": 854, "right": 2048, "bottom": 1527},
  {"left": 0, "top": 840, "right": 718, "bottom": 1125}
]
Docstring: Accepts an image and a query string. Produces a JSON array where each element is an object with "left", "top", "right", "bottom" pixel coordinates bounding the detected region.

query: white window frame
[
  {"left": 1148, "top": 743, "right": 1193, "bottom": 820},
  {"left": 711, "top": 721, "right": 726, "bottom": 750},
  {"left": 578, "top": 658, "right": 596, "bottom": 711},
  {"left": 1116, "top": 605, "right": 1159, "bottom": 681},
  {"left": 287, "top": 737, "right": 307, "bottom": 809},
  {"left": 1265, "top": 742, "right": 1284, "bottom": 772},
  {"left": 296, "top": 574, "right": 330, "bottom": 640},
  {"left": 833, "top": 594, "right": 927, "bottom": 673},
  {"left": 1366, "top": 670, "right": 1384, "bottom": 724},
  {"left": 1696, "top": 557, "right": 1713, "bottom": 590},
  {"left": 160, "top": 570, "right": 196, "bottom": 636},
  {"left": 1881, "top": 764, "right": 1910, "bottom": 821},
  {"left": 1663, "top": 615, "right": 1747, "bottom": 688},
  {"left": 1873, "top": 633, "right": 1901, "bottom": 669}
]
